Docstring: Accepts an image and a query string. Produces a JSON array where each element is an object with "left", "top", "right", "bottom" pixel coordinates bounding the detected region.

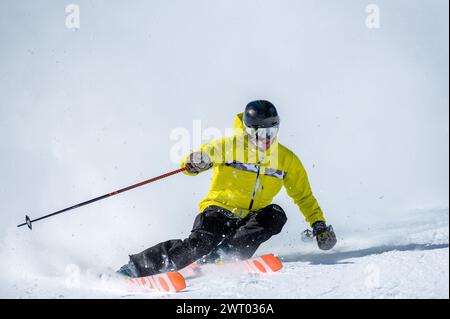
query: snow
[
  {"left": 0, "top": 208, "right": 447, "bottom": 299},
  {"left": 0, "top": 0, "right": 448, "bottom": 299}
]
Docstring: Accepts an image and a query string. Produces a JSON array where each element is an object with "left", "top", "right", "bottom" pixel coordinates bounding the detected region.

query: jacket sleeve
[
  {"left": 283, "top": 152, "right": 326, "bottom": 226},
  {"left": 180, "top": 137, "right": 227, "bottom": 176}
]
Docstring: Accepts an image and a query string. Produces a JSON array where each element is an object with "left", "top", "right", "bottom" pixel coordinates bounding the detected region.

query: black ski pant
[{"left": 129, "top": 204, "right": 287, "bottom": 277}]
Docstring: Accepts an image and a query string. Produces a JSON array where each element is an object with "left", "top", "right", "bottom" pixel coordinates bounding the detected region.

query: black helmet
[{"left": 243, "top": 100, "right": 280, "bottom": 128}]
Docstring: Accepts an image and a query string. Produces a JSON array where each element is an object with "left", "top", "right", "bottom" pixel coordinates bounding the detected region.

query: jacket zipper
[{"left": 248, "top": 160, "right": 262, "bottom": 211}]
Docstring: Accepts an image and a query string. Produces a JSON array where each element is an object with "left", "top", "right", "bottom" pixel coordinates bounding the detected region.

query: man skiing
[{"left": 118, "top": 100, "right": 337, "bottom": 278}]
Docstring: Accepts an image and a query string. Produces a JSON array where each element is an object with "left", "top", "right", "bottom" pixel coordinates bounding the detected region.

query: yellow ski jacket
[{"left": 181, "top": 113, "right": 326, "bottom": 226}]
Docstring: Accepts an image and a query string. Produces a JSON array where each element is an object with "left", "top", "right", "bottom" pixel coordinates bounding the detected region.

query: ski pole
[{"left": 17, "top": 166, "right": 190, "bottom": 230}]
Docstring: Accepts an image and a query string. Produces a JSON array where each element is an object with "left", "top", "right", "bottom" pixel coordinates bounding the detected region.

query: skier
[{"left": 118, "top": 100, "right": 337, "bottom": 278}]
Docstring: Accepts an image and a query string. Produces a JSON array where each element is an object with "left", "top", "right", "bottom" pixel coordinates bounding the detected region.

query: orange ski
[
  {"left": 242, "top": 254, "right": 283, "bottom": 274},
  {"left": 180, "top": 253, "right": 283, "bottom": 278},
  {"left": 126, "top": 271, "right": 186, "bottom": 293}
]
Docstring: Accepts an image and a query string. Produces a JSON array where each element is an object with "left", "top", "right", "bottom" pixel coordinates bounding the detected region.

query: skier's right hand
[{"left": 185, "top": 151, "right": 213, "bottom": 174}]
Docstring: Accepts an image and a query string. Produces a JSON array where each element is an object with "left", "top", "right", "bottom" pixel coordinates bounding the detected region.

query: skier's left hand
[{"left": 312, "top": 221, "right": 337, "bottom": 250}]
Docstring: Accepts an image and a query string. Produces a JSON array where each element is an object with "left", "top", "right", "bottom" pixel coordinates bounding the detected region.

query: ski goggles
[{"left": 245, "top": 125, "right": 279, "bottom": 141}]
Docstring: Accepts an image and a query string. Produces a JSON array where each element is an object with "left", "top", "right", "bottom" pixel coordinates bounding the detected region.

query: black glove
[
  {"left": 312, "top": 221, "right": 337, "bottom": 250},
  {"left": 185, "top": 151, "right": 213, "bottom": 174}
]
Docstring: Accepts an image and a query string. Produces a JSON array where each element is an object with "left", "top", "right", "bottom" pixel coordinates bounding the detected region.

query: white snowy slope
[{"left": 0, "top": 207, "right": 447, "bottom": 299}]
